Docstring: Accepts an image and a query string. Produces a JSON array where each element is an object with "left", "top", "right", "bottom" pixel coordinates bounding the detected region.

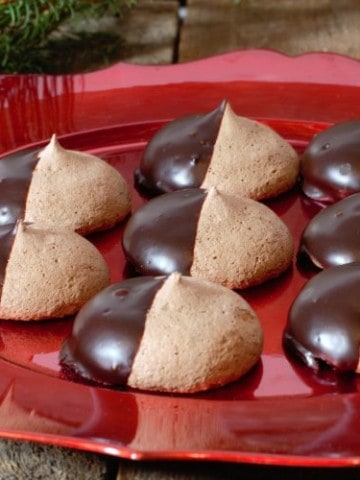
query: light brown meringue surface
[
  {"left": 191, "top": 187, "right": 294, "bottom": 289},
  {"left": 24, "top": 135, "right": 131, "bottom": 235},
  {"left": 201, "top": 103, "right": 300, "bottom": 200},
  {"left": 128, "top": 273, "right": 263, "bottom": 393},
  {"left": 0, "top": 222, "right": 110, "bottom": 321}
]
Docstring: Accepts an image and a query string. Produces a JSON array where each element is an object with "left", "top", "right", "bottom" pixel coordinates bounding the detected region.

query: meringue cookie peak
[
  {"left": 136, "top": 101, "right": 225, "bottom": 194},
  {"left": 191, "top": 188, "right": 294, "bottom": 288},
  {"left": 24, "top": 134, "right": 131, "bottom": 235},
  {"left": 122, "top": 187, "right": 294, "bottom": 289},
  {"left": 201, "top": 102, "right": 300, "bottom": 199},
  {"left": 129, "top": 273, "right": 263, "bottom": 393},
  {"left": 0, "top": 220, "right": 110, "bottom": 321},
  {"left": 61, "top": 272, "right": 263, "bottom": 393},
  {"left": 136, "top": 100, "right": 299, "bottom": 200},
  {"left": 37, "top": 134, "right": 107, "bottom": 170},
  {"left": 37, "top": 133, "right": 69, "bottom": 169}
]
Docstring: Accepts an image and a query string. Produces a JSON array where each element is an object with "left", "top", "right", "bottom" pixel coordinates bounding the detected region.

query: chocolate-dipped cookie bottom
[
  {"left": 0, "top": 135, "right": 131, "bottom": 242},
  {"left": 299, "top": 193, "right": 360, "bottom": 269},
  {"left": 60, "top": 274, "right": 263, "bottom": 393},
  {"left": 135, "top": 102, "right": 225, "bottom": 195},
  {"left": 0, "top": 221, "right": 110, "bottom": 321},
  {"left": 284, "top": 263, "right": 360, "bottom": 373},
  {"left": 60, "top": 277, "right": 165, "bottom": 386},
  {"left": 123, "top": 188, "right": 206, "bottom": 276},
  {"left": 122, "top": 187, "right": 294, "bottom": 289},
  {"left": 135, "top": 100, "right": 299, "bottom": 201},
  {"left": 301, "top": 120, "right": 360, "bottom": 204}
]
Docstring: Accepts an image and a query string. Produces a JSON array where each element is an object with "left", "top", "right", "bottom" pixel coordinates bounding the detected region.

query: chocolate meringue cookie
[
  {"left": 0, "top": 221, "right": 109, "bottom": 321},
  {"left": 60, "top": 273, "right": 263, "bottom": 393},
  {"left": 0, "top": 135, "right": 131, "bottom": 235},
  {"left": 122, "top": 187, "right": 294, "bottom": 289},
  {"left": 135, "top": 100, "right": 299, "bottom": 200},
  {"left": 299, "top": 193, "right": 360, "bottom": 269},
  {"left": 284, "top": 263, "right": 360, "bottom": 373},
  {"left": 301, "top": 120, "right": 360, "bottom": 204}
]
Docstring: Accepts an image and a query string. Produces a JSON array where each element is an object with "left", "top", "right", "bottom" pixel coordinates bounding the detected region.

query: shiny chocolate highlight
[
  {"left": 135, "top": 101, "right": 225, "bottom": 195},
  {"left": 60, "top": 277, "right": 166, "bottom": 386},
  {"left": 122, "top": 188, "right": 207, "bottom": 276}
]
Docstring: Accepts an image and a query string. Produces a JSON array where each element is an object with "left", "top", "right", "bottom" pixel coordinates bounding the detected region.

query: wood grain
[
  {"left": 2, "top": 0, "right": 360, "bottom": 479},
  {"left": 179, "top": 0, "right": 360, "bottom": 62},
  {"left": 0, "top": 439, "right": 114, "bottom": 479},
  {"left": 117, "top": 0, "right": 179, "bottom": 64}
]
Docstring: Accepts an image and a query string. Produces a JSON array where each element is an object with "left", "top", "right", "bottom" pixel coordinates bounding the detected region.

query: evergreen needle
[{"left": 0, "top": 0, "right": 137, "bottom": 72}]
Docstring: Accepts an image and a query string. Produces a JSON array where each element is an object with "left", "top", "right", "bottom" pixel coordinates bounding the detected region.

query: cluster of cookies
[
  {"left": 284, "top": 120, "right": 360, "bottom": 374},
  {"left": 61, "top": 100, "right": 300, "bottom": 393},
  {"left": 0, "top": 134, "right": 131, "bottom": 320},
  {"left": 61, "top": 273, "right": 264, "bottom": 393},
  {"left": 126, "top": 100, "right": 299, "bottom": 289},
  {"left": 1, "top": 100, "right": 301, "bottom": 393}
]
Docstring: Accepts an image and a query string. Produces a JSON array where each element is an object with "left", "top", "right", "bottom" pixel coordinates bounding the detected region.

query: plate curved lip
[
  {"left": 2, "top": 427, "right": 360, "bottom": 468},
  {"left": 0, "top": 117, "right": 329, "bottom": 159},
  {"left": 0, "top": 122, "right": 359, "bottom": 468},
  {"left": 73, "top": 48, "right": 360, "bottom": 89},
  {"left": 1, "top": 50, "right": 360, "bottom": 468}
]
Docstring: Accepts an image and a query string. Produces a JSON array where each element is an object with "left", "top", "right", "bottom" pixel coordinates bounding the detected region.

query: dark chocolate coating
[
  {"left": 284, "top": 263, "right": 360, "bottom": 372},
  {"left": 302, "top": 120, "right": 360, "bottom": 203},
  {"left": 0, "top": 149, "right": 39, "bottom": 293},
  {"left": 60, "top": 276, "right": 166, "bottom": 386},
  {"left": 299, "top": 193, "right": 360, "bottom": 268},
  {"left": 0, "top": 149, "right": 38, "bottom": 226},
  {"left": 0, "top": 223, "right": 17, "bottom": 289},
  {"left": 135, "top": 101, "right": 225, "bottom": 195},
  {"left": 122, "top": 188, "right": 207, "bottom": 276}
]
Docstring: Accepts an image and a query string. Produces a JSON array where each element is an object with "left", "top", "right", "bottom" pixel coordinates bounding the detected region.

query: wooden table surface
[{"left": 2, "top": 1, "right": 360, "bottom": 478}]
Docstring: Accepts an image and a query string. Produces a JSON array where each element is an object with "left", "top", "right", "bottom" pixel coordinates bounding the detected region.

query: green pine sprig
[{"left": 0, "top": 0, "right": 137, "bottom": 73}]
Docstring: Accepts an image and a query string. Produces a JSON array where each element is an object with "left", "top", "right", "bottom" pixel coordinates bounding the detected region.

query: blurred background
[{"left": 1, "top": 0, "right": 359, "bottom": 74}]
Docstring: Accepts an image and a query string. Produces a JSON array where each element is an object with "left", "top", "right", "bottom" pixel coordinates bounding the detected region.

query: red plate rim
[{"left": 1, "top": 50, "right": 360, "bottom": 467}]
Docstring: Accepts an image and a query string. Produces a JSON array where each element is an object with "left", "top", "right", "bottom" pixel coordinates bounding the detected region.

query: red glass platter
[{"left": 1, "top": 50, "right": 360, "bottom": 467}]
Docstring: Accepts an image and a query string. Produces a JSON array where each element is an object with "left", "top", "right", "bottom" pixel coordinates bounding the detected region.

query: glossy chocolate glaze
[
  {"left": 0, "top": 223, "right": 17, "bottom": 290},
  {"left": 302, "top": 120, "right": 360, "bottom": 204},
  {"left": 135, "top": 101, "right": 225, "bottom": 195},
  {"left": 0, "top": 149, "right": 39, "bottom": 294},
  {"left": 0, "top": 149, "right": 38, "bottom": 226},
  {"left": 284, "top": 263, "right": 360, "bottom": 372},
  {"left": 60, "top": 276, "right": 166, "bottom": 386},
  {"left": 299, "top": 193, "right": 360, "bottom": 268},
  {"left": 122, "top": 188, "right": 207, "bottom": 276}
]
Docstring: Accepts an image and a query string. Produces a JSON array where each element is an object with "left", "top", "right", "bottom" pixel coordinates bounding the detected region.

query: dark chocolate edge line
[
  {"left": 59, "top": 276, "right": 167, "bottom": 387},
  {"left": 0, "top": 150, "right": 40, "bottom": 297},
  {"left": 134, "top": 100, "right": 227, "bottom": 197}
]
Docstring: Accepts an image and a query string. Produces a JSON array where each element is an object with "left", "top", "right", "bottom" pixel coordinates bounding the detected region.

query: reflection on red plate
[{"left": 0, "top": 50, "right": 360, "bottom": 467}]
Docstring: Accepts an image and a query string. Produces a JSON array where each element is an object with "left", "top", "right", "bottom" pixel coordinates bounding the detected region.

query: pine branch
[{"left": 0, "top": 0, "right": 137, "bottom": 72}]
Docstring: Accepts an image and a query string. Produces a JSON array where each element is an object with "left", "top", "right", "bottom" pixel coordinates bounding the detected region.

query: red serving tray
[{"left": 0, "top": 50, "right": 360, "bottom": 467}]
